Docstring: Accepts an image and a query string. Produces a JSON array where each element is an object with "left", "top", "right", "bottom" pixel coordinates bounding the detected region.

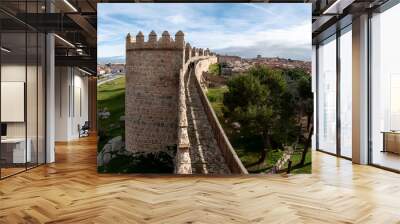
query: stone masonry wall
[{"left": 125, "top": 31, "right": 185, "bottom": 153}]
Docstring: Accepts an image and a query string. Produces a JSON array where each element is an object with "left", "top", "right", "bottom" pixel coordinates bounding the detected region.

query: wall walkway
[
  {"left": 185, "top": 65, "right": 231, "bottom": 174},
  {"left": 175, "top": 56, "right": 247, "bottom": 174}
]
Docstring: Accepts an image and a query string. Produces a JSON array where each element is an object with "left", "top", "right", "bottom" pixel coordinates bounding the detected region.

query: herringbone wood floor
[{"left": 1, "top": 135, "right": 400, "bottom": 224}]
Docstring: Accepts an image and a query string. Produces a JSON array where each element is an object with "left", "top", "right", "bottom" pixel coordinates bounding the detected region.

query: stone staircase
[{"left": 269, "top": 146, "right": 294, "bottom": 174}]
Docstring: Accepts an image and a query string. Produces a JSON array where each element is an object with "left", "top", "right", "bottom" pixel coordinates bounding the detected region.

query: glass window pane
[
  {"left": 371, "top": 3, "right": 400, "bottom": 171},
  {"left": 1, "top": 31, "right": 27, "bottom": 177},
  {"left": 340, "top": 27, "right": 352, "bottom": 158},
  {"left": 318, "top": 35, "right": 337, "bottom": 154},
  {"left": 0, "top": 0, "right": 47, "bottom": 179}
]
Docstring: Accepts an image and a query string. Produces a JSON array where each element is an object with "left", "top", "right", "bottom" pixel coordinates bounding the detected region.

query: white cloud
[
  {"left": 98, "top": 3, "right": 311, "bottom": 60},
  {"left": 167, "top": 15, "right": 186, "bottom": 24},
  {"left": 98, "top": 43, "right": 125, "bottom": 58},
  {"left": 244, "top": 3, "right": 278, "bottom": 16}
]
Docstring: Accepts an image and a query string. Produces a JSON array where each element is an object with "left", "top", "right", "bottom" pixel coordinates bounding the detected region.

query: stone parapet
[
  {"left": 175, "top": 65, "right": 191, "bottom": 174},
  {"left": 126, "top": 30, "right": 185, "bottom": 51},
  {"left": 185, "top": 43, "right": 191, "bottom": 63}
]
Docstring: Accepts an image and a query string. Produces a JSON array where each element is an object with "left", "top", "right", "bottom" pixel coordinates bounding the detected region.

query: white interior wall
[
  {"left": 54, "top": 67, "right": 89, "bottom": 141},
  {"left": 55, "top": 66, "right": 70, "bottom": 141},
  {"left": 72, "top": 73, "right": 89, "bottom": 137}
]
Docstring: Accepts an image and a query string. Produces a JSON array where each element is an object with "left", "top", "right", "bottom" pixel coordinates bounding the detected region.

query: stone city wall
[
  {"left": 125, "top": 30, "right": 234, "bottom": 174},
  {"left": 193, "top": 58, "right": 248, "bottom": 174},
  {"left": 125, "top": 31, "right": 185, "bottom": 153}
]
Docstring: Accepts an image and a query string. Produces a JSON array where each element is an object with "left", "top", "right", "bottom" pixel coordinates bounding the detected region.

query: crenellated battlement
[
  {"left": 126, "top": 30, "right": 216, "bottom": 59},
  {"left": 126, "top": 30, "right": 185, "bottom": 50}
]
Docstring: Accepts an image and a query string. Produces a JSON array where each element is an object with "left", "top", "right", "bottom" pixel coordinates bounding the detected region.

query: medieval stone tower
[{"left": 125, "top": 31, "right": 185, "bottom": 153}]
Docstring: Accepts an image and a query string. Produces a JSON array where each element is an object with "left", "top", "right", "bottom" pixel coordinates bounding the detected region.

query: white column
[
  {"left": 352, "top": 14, "right": 369, "bottom": 164},
  {"left": 46, "top": 32, "right": 55, "bottom": 163}
]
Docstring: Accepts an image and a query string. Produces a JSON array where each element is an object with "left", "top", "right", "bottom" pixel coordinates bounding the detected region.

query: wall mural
[{"left": 97, "top": 3, "right": 312, "bottom": 174}]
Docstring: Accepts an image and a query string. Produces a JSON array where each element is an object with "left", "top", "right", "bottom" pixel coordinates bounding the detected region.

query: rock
[
  {"left": 98, "top": 111, "right": 110, "bottom": 119},
  {"left": 103, "top": 152, "right": 112, "bottom": 165},
  {"left": 98, "top": 107, "right": 111, "bottom": 119},
  {"left": 97, "top": 152, "right": 104, "bottom": 166},
  {"left": 122, "top": 150, "right": 132, "bottom": 157},
  {"left": 232, "top": 122, "right": 241, "bottom": 129},
  {"left": 102, "top": 143, "right": 112, "bottom": 153},
  {"left": 99, "top": 136, "right": 125, "bottom": 167},
  {"left": 111, "top": 138, "right": 123, "bottom": 152},
  {"left": 110, "top": 136, "right": 122, "bottom": 143}
]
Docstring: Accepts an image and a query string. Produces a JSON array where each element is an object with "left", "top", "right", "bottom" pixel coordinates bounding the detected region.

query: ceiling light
[
  {"left": 323, "top": 0, "right": 355, "bottom": 15},
  {"left": 54, "top": 34, "right": 75, "bottom": 48},
  {"left": 1, "top": 47, "right": 11, "bottom": 53},
  {"left": 323, "top": 0, "right": 341, "bottom": 14},
  {"left": 63, "top": 0, "right": 78, "bottom": 12},
  {"left": 78, "top": 67, "right": 93, "bottom": 76},
  {"left": 76, "top": 48, "right": 84, "bottom": 55}
]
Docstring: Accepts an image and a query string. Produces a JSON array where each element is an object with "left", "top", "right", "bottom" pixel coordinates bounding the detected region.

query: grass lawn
[
  {"left": 289, "top": 149, "right": 312, "bottom": 174},
  {"left": 207, "top": 86, "right": 312, "bottom": 174},
  {"left": 97, "top": 76, "right": 126, "bottom": 151},
  {"left": 206, "top": 86, "right": 227, "bottom": 118}
]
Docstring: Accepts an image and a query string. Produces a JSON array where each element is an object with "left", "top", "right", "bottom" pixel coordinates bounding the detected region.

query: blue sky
[{"left": 98, "top": 3, "right": 311, "bottom": 61}]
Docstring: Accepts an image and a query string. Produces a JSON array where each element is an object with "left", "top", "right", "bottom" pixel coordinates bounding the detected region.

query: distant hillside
[{"left": 98, "top": 56, "right": 125, "bottom": 64}]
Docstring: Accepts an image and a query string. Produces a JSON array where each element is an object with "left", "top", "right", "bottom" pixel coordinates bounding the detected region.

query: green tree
[
  {"left": 223, "top": 65, "right": 296, "bottom": 167},
  {"left": 209, "top": 63, "right": 221, "bottom": 76},
  {"left": 283, "top": 68, "right": 313, "bottom": 166}
]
